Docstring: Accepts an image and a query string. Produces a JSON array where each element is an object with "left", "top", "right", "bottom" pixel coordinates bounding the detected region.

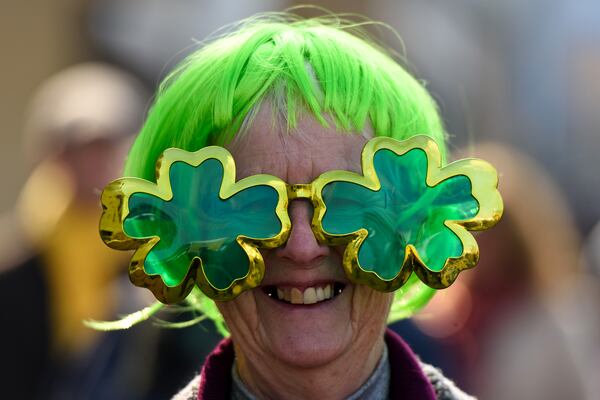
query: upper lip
[
  {"left": 261, "top": 279, "right": 346, "bottom": 291},
  {"left": 261, "top": 277, "right": 349, "bottom": 289},
  {"left": 259, "top": 260, "right": 349, "bottom": 290}
]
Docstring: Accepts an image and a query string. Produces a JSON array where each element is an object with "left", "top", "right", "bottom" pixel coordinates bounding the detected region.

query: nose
[{"left": 275, "top": 200, "right": 330, "bottom": 266}]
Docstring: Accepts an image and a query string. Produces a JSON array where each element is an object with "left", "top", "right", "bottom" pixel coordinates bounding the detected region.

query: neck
[{"left": 234, "top": 335, "right": 385, "bottom": 400}]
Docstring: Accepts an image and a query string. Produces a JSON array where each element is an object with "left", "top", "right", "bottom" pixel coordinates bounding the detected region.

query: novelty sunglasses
[{"left": 100, "top": 135, "right": 503, "bottom": 304}]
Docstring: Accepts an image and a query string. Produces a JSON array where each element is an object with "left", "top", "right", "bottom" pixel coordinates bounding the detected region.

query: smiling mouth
[{"left": 262, "top": 283, "right": 346, "bottom": 305}]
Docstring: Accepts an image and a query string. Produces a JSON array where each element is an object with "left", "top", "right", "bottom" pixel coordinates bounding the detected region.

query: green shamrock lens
[
  {"left": 321, "top": 148, "right": 479, "bottom": 280},
  {"left": 123, "top": 159, "right": 282, "bottom": 290},
  {"left": 100, "top": 146, "right": 290, "bottom": 303},
  {"left": 311, "top": 135, "right": 503, "bottom": 292}
]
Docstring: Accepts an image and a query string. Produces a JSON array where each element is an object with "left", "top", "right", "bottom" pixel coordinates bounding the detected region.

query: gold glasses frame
[{"left": 100, "top": 135, "right": 503, "bottom": 303}]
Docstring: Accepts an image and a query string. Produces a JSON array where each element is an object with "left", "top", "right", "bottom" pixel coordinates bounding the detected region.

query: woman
[{"left": 103, "top": 14, "right": 495, "bottom": 399}]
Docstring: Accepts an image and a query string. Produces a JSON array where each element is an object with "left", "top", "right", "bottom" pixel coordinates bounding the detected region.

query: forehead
[{"left": 227, "top": 105, "right": 369, "bottom": 183}]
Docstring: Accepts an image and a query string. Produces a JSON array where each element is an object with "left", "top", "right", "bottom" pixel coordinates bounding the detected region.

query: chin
[
  {"left": 254, "top": 285, "right": 357, "bottom": 369},
  {"left": 266, "top": 325, "right": 353, "bottom": 368}
]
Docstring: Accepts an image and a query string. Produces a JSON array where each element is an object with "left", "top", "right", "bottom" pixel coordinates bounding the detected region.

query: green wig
[{"left": 98, "top": 13, "right": 447, "bottom": 334}]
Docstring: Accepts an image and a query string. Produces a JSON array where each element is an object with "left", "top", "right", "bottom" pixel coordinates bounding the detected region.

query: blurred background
[{"left": 0, "top": 0, "right": 598, "bottom": 399}]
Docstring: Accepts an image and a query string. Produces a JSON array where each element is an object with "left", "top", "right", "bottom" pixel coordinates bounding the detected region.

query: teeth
[
  {"left": 290, "top": 288, "right": 303, "bottom": 304},
  {"left": 324, "top": 284, "right": 332, "bottom": 299},
  {"left": 274, "top": 283, "right": 339, "bottom": 305},
  {"left": 303, "top": 287, "right": 317, "bottom": 304},
  {"left": 316, "top": 287, "right": 325, "bottom": 302}
]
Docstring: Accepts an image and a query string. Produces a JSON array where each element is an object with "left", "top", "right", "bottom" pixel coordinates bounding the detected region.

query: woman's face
[{"left": 217, "top": 106, "right": 393, "bottom": 369}]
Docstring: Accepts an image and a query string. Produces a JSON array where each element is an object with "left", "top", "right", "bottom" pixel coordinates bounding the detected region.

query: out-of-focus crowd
[{"left": 1, "top": 1, "right": 598, "bottom": 399}]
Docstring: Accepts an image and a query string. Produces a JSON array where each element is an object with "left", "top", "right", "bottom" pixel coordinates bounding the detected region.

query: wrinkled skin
[{"left": 217, "top": 106, "right": 393, "bottom": 399}]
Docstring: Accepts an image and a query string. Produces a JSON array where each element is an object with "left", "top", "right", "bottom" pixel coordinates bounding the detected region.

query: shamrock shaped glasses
[{"left": 100, "top": 135, "right": 503, "bottom": 304}]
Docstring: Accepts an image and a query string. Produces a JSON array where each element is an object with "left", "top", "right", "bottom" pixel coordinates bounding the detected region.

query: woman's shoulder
[
  {"left": 419, "top": 361, "right": 476, "bottom": 400},
  {"left": 171, "top": 375, "right": 201, "bottom": 400}
]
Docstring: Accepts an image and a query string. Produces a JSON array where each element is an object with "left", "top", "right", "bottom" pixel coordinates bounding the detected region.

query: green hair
[{"left": 101, "top": 13, "right": 446, "bottom": 334}]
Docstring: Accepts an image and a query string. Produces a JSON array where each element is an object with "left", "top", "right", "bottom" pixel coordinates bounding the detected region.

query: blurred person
[
  {"left": 489, "top": 0, "right": 600, "bottom": 231},
  {"left": 0, "top": 63, "right": 149, "bottom": 399},
  {"left": 551, "top": 219, "right": 600, "bottom": 400},
  {"left": 585, "top": 221, "right": 600, "bottom": 275},
  {"left": 407, "top": 143, "right": 586, "bottom": 399},
  {"left": 95, "top": 14, "right": 506, "bottom": 400}
]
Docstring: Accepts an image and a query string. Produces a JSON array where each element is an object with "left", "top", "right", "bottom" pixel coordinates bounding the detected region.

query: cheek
[
  {"left": 351, "top": 286, "right": 393, "bottom": 331},
  {"left": 216, "top": 291, "right": 259, "bottom": 334}
]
